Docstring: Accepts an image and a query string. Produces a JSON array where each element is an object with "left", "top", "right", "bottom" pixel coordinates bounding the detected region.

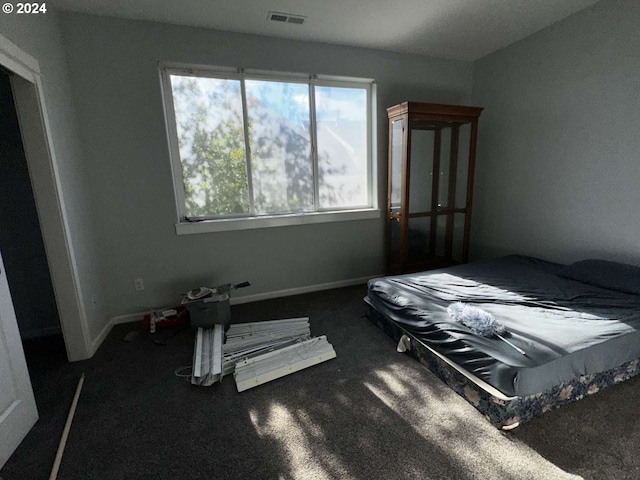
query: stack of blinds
[
  {"left": 234, "top": 336, "right": 336, "bottom": 392},
  {"left": 191, "top": 324, "right": 224, "bottom": 386},
  {"left": 190, "top": 317, "right": 336, "bottom": 390}
]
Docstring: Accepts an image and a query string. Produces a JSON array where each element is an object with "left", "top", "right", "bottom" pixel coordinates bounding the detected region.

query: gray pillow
[{"left": 558, "top": 259, "right": 640, "bottom": 295}]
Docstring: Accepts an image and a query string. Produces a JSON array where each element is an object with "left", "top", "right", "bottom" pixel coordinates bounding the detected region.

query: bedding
[
  {"left": 367, "top": 255, "right": 640, "bottom": 397},
  {"left": 558, "top": 258, "right": 640, "bottom": 295},
  {"left": 366, "top": 304, "right": 640, "bottom": 428}
]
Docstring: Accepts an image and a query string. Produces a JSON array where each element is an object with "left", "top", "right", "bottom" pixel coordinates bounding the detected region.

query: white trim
[
  {"left": 239, "top": 75, "right": 255, "bottom": 211},
  {"left": 176, "top": 208, "right": 381, "bottom": 234},
  {"left": 90, "top": 311, "right": 148, "bottom": 355},
  {"left": 309, "top": 81, "right": 320, "bottom": 210},
  {"left": 91, "top": 275, "right": 377, "bottom": 354},
  {"left": 95, "top": 274, "right": 378, "bottom": 355},
  {"left": 112, "top": 312, "right": 146, "bottom": 325},
  {"left": 315, "top": 74, "right": 375, "bottom": 84},
  {"left": 244, "top": 70, "right": 310, "bottom": 84},
  {"left": 229, "top": 275, "right": 378, "bottom": 305},
  {"left": 159, "top": 62, "right": 375, "bottom": 85},
  {"left": 159, "top": 61, "right": 239, "bottom": 78},
  {"left": 159, "top": 62, "right": 377, "bottom": 226},
  {"left": 90, "top": 318, "right": 113, "bottom": 355},
  {"left": 13, "top": 76, "right": 92, "bottom": 362},
  {"left": 0, "top": 35, "right": 39, "bottom": 81},
  {"left": 369, "top": 83, "right": 378, "bottom": 210},
  {"left": 1, "top": 33, "right": 92, "bottom": 362},
  {"left": 158, "top": 68, "right": 188, "bottom": 223}
]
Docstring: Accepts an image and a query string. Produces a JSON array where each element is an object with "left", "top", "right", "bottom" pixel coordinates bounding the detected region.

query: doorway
[
  {"left": 0, "top": 69, "right": 62, "bottom": 342},
  {"left": 0, "top": 67, "right": 69, "bottom": 384},
  {"left": 0, "top": 32, "right": 93, "bottom": 468},
  {"left": 0, "top": 32, "right": 92, "bottom": 363}
]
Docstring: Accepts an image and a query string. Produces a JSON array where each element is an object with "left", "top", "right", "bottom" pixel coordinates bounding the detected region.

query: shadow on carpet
[{"left": 4, "top": 286, "right": 637, "bottom": 479}]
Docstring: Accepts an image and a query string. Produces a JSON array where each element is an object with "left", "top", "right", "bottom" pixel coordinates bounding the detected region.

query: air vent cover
[{"left": 268, "top": 11, "right": 306, "bottom": 25}]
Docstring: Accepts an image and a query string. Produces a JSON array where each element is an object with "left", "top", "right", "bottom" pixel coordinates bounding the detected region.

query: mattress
[{"left": 367, "top": 255, "right": 640, "bottom": 397}]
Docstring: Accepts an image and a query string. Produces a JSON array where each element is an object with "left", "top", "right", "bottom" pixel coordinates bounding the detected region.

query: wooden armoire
[{"left": 386, "top": 102, "right": 483, "bottom": 274}]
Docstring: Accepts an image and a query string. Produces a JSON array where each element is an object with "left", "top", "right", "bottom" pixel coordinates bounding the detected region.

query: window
[{"left": 160, "top": 64, "right": 378, "bottom": 233}]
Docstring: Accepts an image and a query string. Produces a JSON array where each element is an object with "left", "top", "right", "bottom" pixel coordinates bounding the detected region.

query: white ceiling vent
[{"left": 268, "top": 11, "right": 306, "bottom": 25}]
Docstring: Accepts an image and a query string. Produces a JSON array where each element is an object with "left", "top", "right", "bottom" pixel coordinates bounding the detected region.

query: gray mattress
[{"left": 367, "top": 255, "right": 640, "bottom": 397}]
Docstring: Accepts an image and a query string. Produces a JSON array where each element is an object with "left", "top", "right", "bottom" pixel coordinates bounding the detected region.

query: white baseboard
[
  {"left": 230, "top": 275, "right": 377, "bottom": 305},
  {"left": 112, "top": 312, "right": 146, "bottom": 325},
  {"left": 90, "top": 275, "right": 380, "bottom": 355},
  {"left": 91, "top": 312, "right": 147, "bottom": 355},
  {"left": 90, "top": 318, "right": 114, "bottom": 356}
]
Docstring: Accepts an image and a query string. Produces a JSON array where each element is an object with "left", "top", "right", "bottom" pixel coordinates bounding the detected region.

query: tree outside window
[{"left": 163, "top": 68, "right": 372, "bottom": 222}]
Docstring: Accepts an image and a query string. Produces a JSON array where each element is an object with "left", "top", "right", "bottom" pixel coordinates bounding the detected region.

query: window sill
[{"left": 175, "top": 208, "right": 381, "bottom": 235}]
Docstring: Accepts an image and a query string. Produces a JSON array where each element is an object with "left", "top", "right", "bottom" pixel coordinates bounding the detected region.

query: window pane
[
  {"left": 170, "top": 75, "right": 249, "bottom": 217},
  {"left": 315, "top": 86, "right": 368, "bottom": 208},
  {"left": 245, "top": 80, "right": 313, "bottom": 214}
]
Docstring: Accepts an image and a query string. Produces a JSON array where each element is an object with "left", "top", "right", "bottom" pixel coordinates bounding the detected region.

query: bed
[{"left": 365, "top": 255, "right": 640, "bottom": 429}]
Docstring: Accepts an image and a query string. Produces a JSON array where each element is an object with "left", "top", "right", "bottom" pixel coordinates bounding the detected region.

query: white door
[{"left": 0, "top": 248, "right": 38, "bottom": 468}]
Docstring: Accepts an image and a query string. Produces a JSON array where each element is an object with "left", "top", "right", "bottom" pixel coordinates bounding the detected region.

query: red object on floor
[{"left": 142, "top": 306, "right": 189, "bottom": 333}]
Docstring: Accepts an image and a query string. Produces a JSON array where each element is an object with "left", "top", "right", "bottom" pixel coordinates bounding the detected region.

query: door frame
[{"left": 0, "top": 34, "right": 91, "bottom": 361}]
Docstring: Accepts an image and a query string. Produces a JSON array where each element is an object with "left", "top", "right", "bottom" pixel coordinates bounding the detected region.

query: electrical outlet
[{"left": 134, "top": 278, "right": 144, "bottom": 291}]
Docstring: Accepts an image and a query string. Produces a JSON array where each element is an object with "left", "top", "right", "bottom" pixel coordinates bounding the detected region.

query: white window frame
[{"left": 159, "top": 62, "right": 379, "bottom": 234}]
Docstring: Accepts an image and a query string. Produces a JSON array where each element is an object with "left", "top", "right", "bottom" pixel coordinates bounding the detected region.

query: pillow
[{"left": 558, "top": 259, "right": 640, "bottom": 295}]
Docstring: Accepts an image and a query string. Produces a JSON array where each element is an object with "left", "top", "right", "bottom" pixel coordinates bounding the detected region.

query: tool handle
[
  {"left": 496, "top": 333, "right": 526, "bottom": 355},
  {"left": 233, "top": 281, "right": 251, "bottom": 290}
]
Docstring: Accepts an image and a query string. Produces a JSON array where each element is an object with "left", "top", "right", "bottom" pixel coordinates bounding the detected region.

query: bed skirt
[{"left": 366, "top": 303, "right": 640, "bottom": 429}]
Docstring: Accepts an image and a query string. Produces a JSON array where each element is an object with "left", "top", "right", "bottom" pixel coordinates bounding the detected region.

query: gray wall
[
  {"left": 471, "top": 0, "right": 640, "bottom": 265},
  {"left": 59, "top": 13, "right": 473, "bottom": 318},
  {"left": 0, "top": 13, "right": 108, "bottom": 340}
]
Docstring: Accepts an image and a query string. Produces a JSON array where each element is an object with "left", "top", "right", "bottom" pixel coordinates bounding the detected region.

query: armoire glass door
[{"left": 386, "top": 102, "right": 482, "bottom": 274}]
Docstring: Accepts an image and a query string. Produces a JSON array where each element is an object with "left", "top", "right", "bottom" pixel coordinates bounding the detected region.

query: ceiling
[{"left": 52, "top": 0, "right": 599, "bottom": 61}]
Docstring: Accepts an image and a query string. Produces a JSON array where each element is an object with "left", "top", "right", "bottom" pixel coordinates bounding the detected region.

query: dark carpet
[{"left": 2, "top": 285, "right": 639, "bottom": 479}]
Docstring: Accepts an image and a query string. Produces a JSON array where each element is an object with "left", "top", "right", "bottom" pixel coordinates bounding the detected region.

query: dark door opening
[{"left": 0, "top": 69, "right": 65, "bottom": 364}]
